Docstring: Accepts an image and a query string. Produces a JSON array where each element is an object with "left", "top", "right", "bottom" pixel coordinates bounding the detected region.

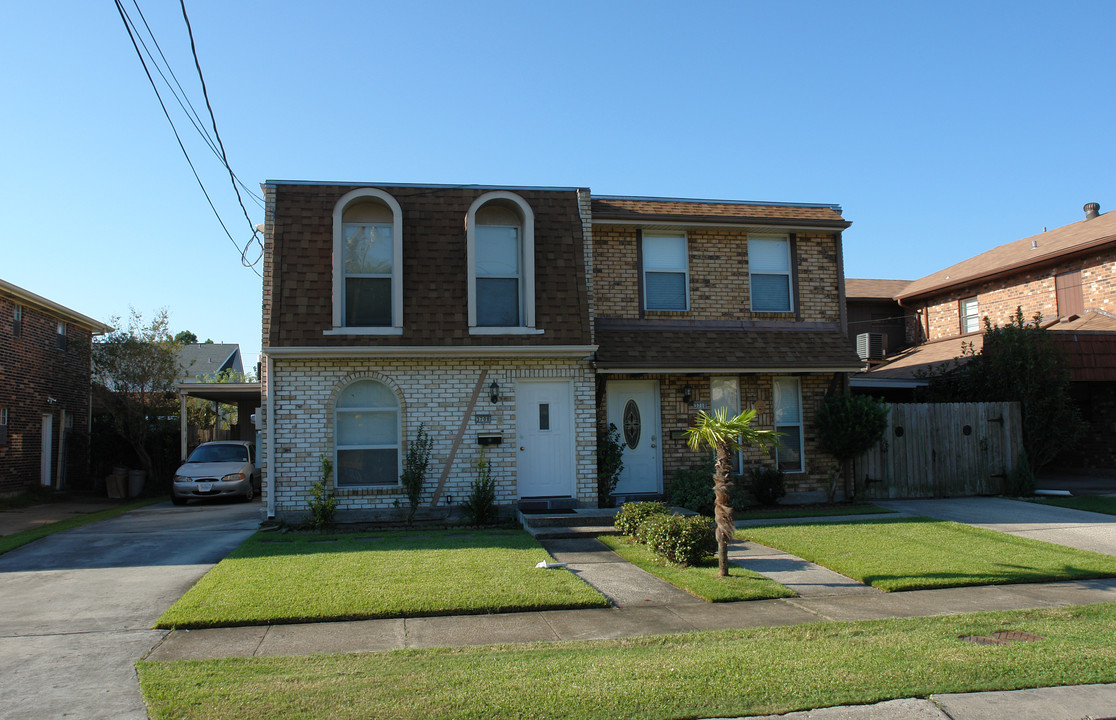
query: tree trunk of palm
[{"left": 713, "top": 445, "right": 734, "bottom": 577}]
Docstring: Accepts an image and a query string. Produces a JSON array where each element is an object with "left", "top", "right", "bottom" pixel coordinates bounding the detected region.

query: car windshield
[{"left": 187, "top": 445, "right": 248, "bottom": 463}]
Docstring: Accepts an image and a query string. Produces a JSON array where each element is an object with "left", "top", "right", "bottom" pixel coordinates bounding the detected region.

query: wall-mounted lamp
[
  {"left": 682, "top": 384, "right": 693, "bottom": 406},
  {"left": 489, "top": 380, "right": 500, "bottom": 404},
  {"left": 445, "top": 493, "right": 454, "bottom": 507}
]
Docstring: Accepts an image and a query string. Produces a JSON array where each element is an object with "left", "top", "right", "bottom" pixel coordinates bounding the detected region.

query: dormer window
[
  {"left": 467, "top": 191, "right": 537, "bottom": 334},
  {"left": 331, "top": 188, "right": 404, "bottom": 334}
]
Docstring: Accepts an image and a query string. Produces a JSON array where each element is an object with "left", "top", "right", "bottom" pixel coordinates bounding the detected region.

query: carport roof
[{"left": 176, "top": 382, "right": 261, "bottom": 404}]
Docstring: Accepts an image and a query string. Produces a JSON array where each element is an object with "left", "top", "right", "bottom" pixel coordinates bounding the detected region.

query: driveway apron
[
  {"left": 0, "top": 501, "right": 259, "bottom": 720},
  {"left": 874, "top": 497, "right": 1116, "bottom": 556}
]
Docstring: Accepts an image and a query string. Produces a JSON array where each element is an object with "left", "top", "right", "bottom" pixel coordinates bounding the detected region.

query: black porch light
[
  {"left": 489, "top": 380, "right": 500, "bottom": 404},
  {"left": 682, "top": 384, "right": 693, "bottom": 405}
]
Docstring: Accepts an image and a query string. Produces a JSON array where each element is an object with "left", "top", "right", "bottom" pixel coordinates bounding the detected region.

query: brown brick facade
[
  {"left": 592, "top": 226, "right": 841, "bottom": 323},
  {"left": 0, "top": 294, "right": 96, "bottom": 494}
]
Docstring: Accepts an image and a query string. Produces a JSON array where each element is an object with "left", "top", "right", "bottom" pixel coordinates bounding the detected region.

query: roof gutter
[{"left": 0, "top": 278, "right": 113, "bottom": 334}]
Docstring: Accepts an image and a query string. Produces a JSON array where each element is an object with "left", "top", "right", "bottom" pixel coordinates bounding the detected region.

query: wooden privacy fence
[{"left": 853, "top": 402, "right": 1023, "bottom": 499}]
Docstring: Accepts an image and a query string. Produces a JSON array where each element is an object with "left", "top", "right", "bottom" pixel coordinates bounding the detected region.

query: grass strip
[
  {"left": 737, "top": 516, "right": 1116, "bottom": 592},
  {"left": 738, "top": 503, "right": 893, "bottom": 521},
  {"left": 138, "top": 603, "right": 1116, "bottom": 720},
  {"left": 598, "top": 535, "right": 793, "bottom": 602},
  {"left": 1029, "top": 496, "right": 1116, "bottom": 516},
  {"left": 156, "top": 529, "right": 608, "bottom": 628},
  {"left": 0, "top": 497, "right": 166, "bottom": 555}
]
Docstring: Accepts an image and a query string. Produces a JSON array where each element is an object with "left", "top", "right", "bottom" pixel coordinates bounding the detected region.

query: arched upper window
[
  {"left": 466, "top": 191, "right": 536, "bottom": 333},
  {"left": 331, "top": 188, "right": 404, "bottom": 333},
  {"left": 334, "top": 379, "right": 400, "bottom": 486}
]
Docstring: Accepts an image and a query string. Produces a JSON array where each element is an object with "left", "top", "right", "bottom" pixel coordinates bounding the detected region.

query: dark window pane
[
  {"left": 337, "top": 449, "right": 398, "bottom": 486},
  {"left": 776, "top": 425, "right": 802, "bottom": 472},
  {"left": 751, "top": 274, "right": 791, "bottom": 312},
  {"left": 539, "top": 403, "right": 550, "bottom": 431},
  {"left": 476, "top": 277, "right": 520, "bottom": 326},
  {"left": 645, "top": 272, "right": 686, "bottom": 310},
  {"left": 346, "top": 277, "right": 391, "bottom": 326}
]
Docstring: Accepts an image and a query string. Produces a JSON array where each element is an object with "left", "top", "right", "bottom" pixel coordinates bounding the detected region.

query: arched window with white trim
[
  {"left": 334, "top": 379, "right": 401, "bottom": 486},
  {"left": 466, "top": 191, "right": 536, "bottom": 333},
  {"left": 332, "top": 189, "right": 404, "bottom": 333}
]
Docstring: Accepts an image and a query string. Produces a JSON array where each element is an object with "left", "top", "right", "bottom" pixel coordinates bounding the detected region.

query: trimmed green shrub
[
  {"left": 308, "top": 455, "right": 337, "bottom": 529},
  {"left": 613, "top": 501, "right": 669, "bottom": 541},
  {"left": 641, "top": 513, "right": 717, "bottom": 566},
  {"left": 750, "top": 466, "right": 786, "bottom": 506},
  {"left": 666, "top": 457, "right": 749, "bottom": 515},
  {"left": 463, "top": 451, "right": 498, "bottom": 525},
  {"left": 1005, "top": 449, "right": 1036, "bottom": 496},
  {"left": 597, "top": 423, "right": 625, "bottom": 508}
]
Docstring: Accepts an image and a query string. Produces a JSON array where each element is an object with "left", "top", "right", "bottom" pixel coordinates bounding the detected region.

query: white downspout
[{"left": 265, "top": 354, "right": 276, "bottom": 519}]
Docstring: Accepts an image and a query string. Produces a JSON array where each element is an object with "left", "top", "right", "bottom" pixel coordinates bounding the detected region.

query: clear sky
[{"left": 3, "top": 1, "right": 1114, "bottom": 368}]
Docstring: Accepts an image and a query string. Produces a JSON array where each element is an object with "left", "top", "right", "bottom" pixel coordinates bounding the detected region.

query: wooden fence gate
[{"left": 853, "top": 402, "right": 1023, "bottom": 499}]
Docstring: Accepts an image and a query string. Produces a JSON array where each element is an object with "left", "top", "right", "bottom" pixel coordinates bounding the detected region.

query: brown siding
[
  {"left": 265, "top": 184, "right": 592, "bottom": 348},
  {"left": 0, "top": 294, "right": 95, "bottom": 494}
]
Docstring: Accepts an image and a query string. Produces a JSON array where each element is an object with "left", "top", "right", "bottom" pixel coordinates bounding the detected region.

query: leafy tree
[
  {"left": 683, "top": 407, "right": 780, "bottom": 577},
  {"left": 93, "top": 309, "right": 182, "bottom": 481},
  {"left": 923, "top": 308, "right": 1084, "bottom": 474},
  {"left": 174, "top": 330, "right": 198, "bottom": 345},
  {"left": 814, "top": 394, "right": 890, "bottom": 502}
]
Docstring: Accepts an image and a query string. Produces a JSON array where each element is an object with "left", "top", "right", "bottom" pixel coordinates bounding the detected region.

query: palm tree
[{"left": 684, "top": 407, "right": 780, "bottom": 577}]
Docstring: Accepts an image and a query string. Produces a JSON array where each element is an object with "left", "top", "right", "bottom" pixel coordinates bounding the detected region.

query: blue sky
[{"left": 3, "top": 1, "right": 1114, "bottom": 367}]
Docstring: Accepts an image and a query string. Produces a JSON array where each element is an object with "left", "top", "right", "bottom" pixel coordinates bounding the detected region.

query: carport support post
[{"left": 179, "top": 393, "right": 188, "bottom": 463}]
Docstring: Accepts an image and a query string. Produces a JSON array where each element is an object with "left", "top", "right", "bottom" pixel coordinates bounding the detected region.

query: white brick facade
[{"left": 261, "top": 354, "right": 597, "bottom": 521}]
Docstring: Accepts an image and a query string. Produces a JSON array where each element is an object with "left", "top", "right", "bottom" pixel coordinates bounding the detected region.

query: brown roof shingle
[
  {"left": 845, "top": 278, "right": 912, "bottom": 300},
  {"left": 591, "top": 197, "right": 850, "bottom": 228}
]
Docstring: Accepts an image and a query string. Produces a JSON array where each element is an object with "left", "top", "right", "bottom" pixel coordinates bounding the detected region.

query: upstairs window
[
  {"left": 56, "top": 322, "right": 67, "bottom": 351},
  {"left": 332, "top": 189, "right": 403, "bottom": 332},
  {"left": 643, "top": 232, "right": 689, "bottom": 311},
  {"left": 335, "top": 379, "right": 400, "bottom": 487},
  {"left": 13, "top": 305, "right": 21, "bottom": 338},
  {"left": 749, "top": 235, "right": 793, "bottom": 312},
  {"left": 467, "top": 192, "right": 536, "bottom": 332},
  {"left": 773, "top": 377, "right": 803, "bottom": 473},
  {"left": 960, "top": 297, "right": 979, "bottom": 334}
]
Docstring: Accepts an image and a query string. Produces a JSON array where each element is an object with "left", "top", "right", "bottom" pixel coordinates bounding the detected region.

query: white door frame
[
  {"left": 40, "top": 413, "right": 53, "bottom": 488},
  {"left": 515, "top": 378, "right": 576, "bottom": 498}
]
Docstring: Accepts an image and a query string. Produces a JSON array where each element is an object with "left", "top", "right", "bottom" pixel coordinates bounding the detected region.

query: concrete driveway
[
  {"left": 0, "top": 500, "right": 260, "bottom": 719},
  {"left": 874, "top": 497, "right": 1116, "bottom": 556}
]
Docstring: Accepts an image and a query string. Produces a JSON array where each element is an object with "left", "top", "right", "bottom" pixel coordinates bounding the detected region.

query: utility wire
[{"left": 114, "top": 0, "right": 262, "bottom": 277}]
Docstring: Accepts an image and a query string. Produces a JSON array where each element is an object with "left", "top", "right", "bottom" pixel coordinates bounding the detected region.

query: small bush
[
  {"left": 641, "top": 513, "right": 717, "bottom": 566},
  {"left": 308, "top": 455, "right": 337, "bottom": 529},
  {"left": 666, "top": 457, "right": 749, "bottom": 515},
  {"left": 400, "top": 423, "right": 433, "bottom": 525},
  {"left": 597, "top": 423, "right": 625, "bottom": 508},
  {"left": 750, "top": 466, "right": 786, "bottom": 506},
  {"left": 463, "top": 451, "right": 498, "bottom": 525},
  {"left": 613, "top": 501, "right": 669, "bottom": 541},
  {"left": 1005, "top": 449, "right": 1036, "bottom": 496}
]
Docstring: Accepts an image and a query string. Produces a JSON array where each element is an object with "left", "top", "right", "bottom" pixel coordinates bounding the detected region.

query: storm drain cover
[{"left": 960, "top": 630, "right": 1046, "bottom": 645}]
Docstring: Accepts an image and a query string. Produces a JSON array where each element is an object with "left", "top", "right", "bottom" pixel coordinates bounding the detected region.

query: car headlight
[
  {"left": 222, "top": 472, "right": 246, "bottom": 483},
  {"left": 173, "top": 475, "right": 191, "bottom": 484}
]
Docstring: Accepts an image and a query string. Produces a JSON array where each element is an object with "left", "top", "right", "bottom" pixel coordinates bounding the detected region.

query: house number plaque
[{"left": 474, "top": 414, "right": 493, "bottom": 425}]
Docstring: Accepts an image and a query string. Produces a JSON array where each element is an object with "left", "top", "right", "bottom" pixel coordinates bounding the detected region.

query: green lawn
[
  {"left": 1029, "top": 496, "right": 1116, "bottom": 516},
  {"left": 156, "top": 529, "right": 608, "bottom": 628},
  {"left": 0, "top": 497, "right": 166, "bottom": 556},
  {"left": 138, "top": 603, "right": 1116, "bottom": 720},
  {"left": 598, "top": 535, "right": 793, "bottom": 602},
  {"left": 737, "top": 517, "right": 1116, "bottom": 592},
  {"left": 737, "top": 503, "right": 893, "bottom": 521}
]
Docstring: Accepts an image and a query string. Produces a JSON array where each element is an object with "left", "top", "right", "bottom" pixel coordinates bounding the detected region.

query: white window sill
[
  {"left": 469, "top": 327, "right": 544, "bottom": 336},
  {"left": 324, "top": 327, "right": 404, "bottom": 336}
]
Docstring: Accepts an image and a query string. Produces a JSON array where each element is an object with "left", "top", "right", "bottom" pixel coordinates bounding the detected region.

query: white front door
[
  {"left": 516, "top": 380, "right": 575, "bottom": 498},
  {"left": 607, "top": 380, "right": 662, "bottom": 495},
  {"left": 40, "top": 414, "right": 53, "bottom": 487}
]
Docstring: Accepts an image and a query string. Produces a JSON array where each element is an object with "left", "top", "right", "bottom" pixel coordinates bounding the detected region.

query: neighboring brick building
[
  {"left": 259, "top": 183, "right": 862, "bottom": 521},
  {"left": 855, "top": 202, "right": 1116, "bottom": 467},
  {"left": 0, "top": 279, "right": 112, "bottom": 494}
]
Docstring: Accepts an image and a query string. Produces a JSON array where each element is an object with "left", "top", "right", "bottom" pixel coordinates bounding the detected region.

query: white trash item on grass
[{"left": 535, "top": 561, "right": 568, "bottom": 569}]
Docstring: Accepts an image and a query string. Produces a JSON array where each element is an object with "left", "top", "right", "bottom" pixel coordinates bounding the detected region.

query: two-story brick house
[
  {"left": 859, "top": 202, "right": 1116, "bottom": 466},
  {"left": 0, "top": 279, "right": 112, "bottom": 494},
  {"left": 259, "top": 183, "right": 862, "bottom": 521}
]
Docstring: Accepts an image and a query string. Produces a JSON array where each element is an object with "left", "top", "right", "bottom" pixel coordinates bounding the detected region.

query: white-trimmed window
[
  {"left": 749, "top": 235, "right": 793, "bottom": 312},
  {"left": 711, "top": 375, "right": 742, "bottom": 472},
  {"left": 467, "top": 191, "right": 536, "bottom": 332},
  {"left": 643, "top": 232, "right": 689, "bottom": 311},
  {"left": 331, "top": 189, "right": 404, "bottom": 333},
  {"left": 56, "top": 322, "right": 67, "bottom": 351},
  {"left": 334, "top": 379, "right": 400, "bottom": 487},
  {"left": 773, "top": 377, "right": 803, "bottom": 473},
  {"left": 13, "top": 305, "right": 21, "bottom": 338},
  {"left": 961, "top": 297, "right": 979, "bottom": 334}
]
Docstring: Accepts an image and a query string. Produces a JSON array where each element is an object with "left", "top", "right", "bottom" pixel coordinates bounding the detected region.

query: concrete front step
[{"left": 529, "top": 524, "right": 621, "bottom": 540}]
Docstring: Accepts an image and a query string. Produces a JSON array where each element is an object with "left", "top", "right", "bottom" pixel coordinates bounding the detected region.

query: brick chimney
[{"left": 1085, "top": 202, "right": 1100, "bottom": 220}]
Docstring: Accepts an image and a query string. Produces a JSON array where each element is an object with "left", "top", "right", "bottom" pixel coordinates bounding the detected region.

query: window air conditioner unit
[{"left": 856, "top": 332, "right": 886, "bottom": 361}]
